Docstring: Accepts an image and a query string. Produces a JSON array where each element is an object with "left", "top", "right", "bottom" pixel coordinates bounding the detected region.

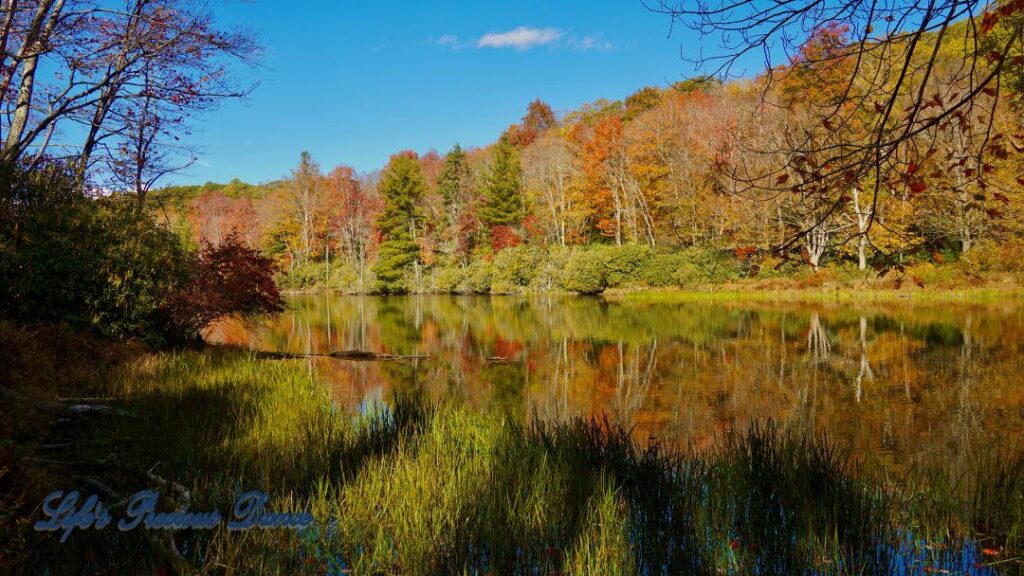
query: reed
[{"left": 10, "top": 347, "right": 1023, "bottom": 575}]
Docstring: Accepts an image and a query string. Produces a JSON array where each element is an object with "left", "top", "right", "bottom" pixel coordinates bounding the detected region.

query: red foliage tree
[
  {"left": 164, "top": 232, "right": 284, "bottom": 343},
  {"left": 490, "top": 224, "right": 522, "bottom": 252}
]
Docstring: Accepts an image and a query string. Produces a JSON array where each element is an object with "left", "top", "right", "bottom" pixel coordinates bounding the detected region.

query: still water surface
[{"left": 211, "top": 295, "right": 1024, "bottom": 468}]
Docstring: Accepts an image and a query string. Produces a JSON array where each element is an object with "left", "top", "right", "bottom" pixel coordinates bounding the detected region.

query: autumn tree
[
  {"left": 506, "top": 99, "right": 557, "bottom": 148},
  {"left": 576, "top": 114, "right": 626, "bottom": 244},
  {"left": 287, "top": 151, "right": 323, "bottom": 263},
  {"left": 0, "top": 0, "right": 259, "bottom": 194},
  {"left": 163, "top": 232, "right": 284, "bottom": 343},
  {"left": 778, "top": 24, "right": 864, "bottom": 270},
  {"left": 622, "top": 110, "right": 670, "bottom": 246},
  {"left": 325, "top": 165, "right": 376, "bottom": 280},
  {"left": 624, "top": 86, "right": 664, "bottom": 121},
  {"left": 373, "top": 152, "right": 426, "bottom": 293},
  {"left": 436, "top": 144, "right": 478, "bottom": 259},
  {"left": 648, "top": 0, "right": 1024, "bottom": 260},
  {"left": 523, "top": 99, "right": 557, "bottom": 132},
  {"left": 523, "top": 133, "right": 579, "bottom": 246},
  {"left": 190, "top": 189, "right": 256, "bottom": 245}
]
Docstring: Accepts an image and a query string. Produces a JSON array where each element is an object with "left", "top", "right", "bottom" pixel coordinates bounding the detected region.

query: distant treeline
[{"left": 153, "top": 22, "right": 1024, "bottom": 294}]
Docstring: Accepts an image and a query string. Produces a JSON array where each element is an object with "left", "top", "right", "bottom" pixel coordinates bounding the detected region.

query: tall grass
[
  {"left": 608, "top": 287, "right": 1024, "bottom": 305},
  {"left": 10, "top": 348, "right": 1024, "bottom": 575}
]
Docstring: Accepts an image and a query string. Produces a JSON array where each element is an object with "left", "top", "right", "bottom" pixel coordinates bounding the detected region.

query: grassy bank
[
  {"left": 604, "top": 286, "right": 1024, "bottom": 304},
  {"left": 2, "top": 331, "right": 1023, "bottom": 574}
]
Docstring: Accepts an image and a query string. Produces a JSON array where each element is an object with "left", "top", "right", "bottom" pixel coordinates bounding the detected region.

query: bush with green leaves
[
  {"left": 532, "top": 246, "right": 570, "bottom": 291},
  {"left": 280, "top": 260, "right": 368, "bottom": 293},
  {"left": 559, "top": 249, "right": 610, "bottom": 294},
  {"left": 1, "top": 163, "right": 283, "bottom": 346},
  {"left": 458, "top": 258, "right": 494, "bottom": 294},
  {"left": 425, "top": 260, "right": 465, "bottom": 293},
  {"left": 491, "top": 246, "right": 544, "bottom": 294},
  {"left": 638, "top": 252, "right": 687, "bottom": 287},
  {"left": 277, "top": 260, "right": 320, "bottom": 290},
  {"left": 1, "top": 166, "right": 190, "bottom": 342},
  {"left": 638, "top": 246, "right": 740, "bottom": 288},
  {"left": 601, "top": 244, "right": 653, "bottom": 288}
]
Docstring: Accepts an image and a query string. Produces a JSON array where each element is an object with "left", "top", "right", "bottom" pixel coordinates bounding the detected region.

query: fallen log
[
  {"left": 254, "top": 350, "right": 429, "bottom": 362},
  {"left": 0, "top": 384, "right": 137, "bottom": 417}
]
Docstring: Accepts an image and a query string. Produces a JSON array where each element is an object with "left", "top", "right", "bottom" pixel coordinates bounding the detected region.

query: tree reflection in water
[{"left": 208, "top": 295, "right": 1024, "bottom": 470}]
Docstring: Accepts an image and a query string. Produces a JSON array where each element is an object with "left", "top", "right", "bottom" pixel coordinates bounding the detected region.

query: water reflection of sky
[{"left": 209, "top": 295, "right": 1024, "bottom": 470}]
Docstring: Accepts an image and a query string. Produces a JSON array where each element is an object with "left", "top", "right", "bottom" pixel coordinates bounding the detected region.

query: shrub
[
  {"left": 602, "top": 244, "right": 652, "bottom": 288},
  {"left": 560, "top": 249, "right": 609, "bottom": 294},
  {"left": 458, "top": 259, "right": 494, "bottom": 294},
  {"left": 162, "top": 232, "right": 285, "bottom": 344},
  {"left": 323, "top": 262, "right": 367, "bottom": 294},
  {"left": 532, "top": 246, "right": 570, "bottom": 291},
  {"left": 751, "top": 253, "right": 806, "bottom": 280},
  {"left": 277, "top": 260, "right": 320, "bottom": 290},
  {"left": 426, "top": 261, "right": 465, "bottom": 293},
  {"left": 1, "top": 163, "right": 284, "bottom": 346},
  {"left": 638, "top": 246, "right": 740, "bottom": 288},
  {"left": 638, "top": 252, "right": 686, "bottom": 287},
  {"left": 0, "top": 167, "right": 191, "bottom": 341},
  {"left": 491, "top": 246, "right": 543, "bottom": 293},
  {"left": 960, "top": 239, "right": 1024, "bottom": 275}
]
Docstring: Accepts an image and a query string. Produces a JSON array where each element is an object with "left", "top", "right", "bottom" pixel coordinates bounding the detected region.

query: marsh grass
[
  {"left": 10, "top": 347, "right": 1024, "bottom": 575},
  {"left": 607, "top": 287, "right": 1024, "bottom": 305}
]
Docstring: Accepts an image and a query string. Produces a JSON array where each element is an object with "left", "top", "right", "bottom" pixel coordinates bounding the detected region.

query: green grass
[
  {"left": 606, "top": 286, "right": 1024, "bottom": 304},
  {"left": 6, "top": 347, "right": 1023, "bottom": 575}
]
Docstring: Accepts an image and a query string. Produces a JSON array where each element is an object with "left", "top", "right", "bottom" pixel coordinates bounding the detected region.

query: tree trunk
[
  {"left": 851, "top": 186, "right": 871, "bottom": 270},
  {"left": 805, "top": 225, "right": 828, "bottom": 271},
  {"left": 3, "top": 0, "right": 64, "bottom": 164}
]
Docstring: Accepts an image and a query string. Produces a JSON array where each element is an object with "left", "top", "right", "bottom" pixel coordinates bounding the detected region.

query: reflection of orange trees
[{"left": 208, "top": 296, "right": 1024, "bottom": 468}]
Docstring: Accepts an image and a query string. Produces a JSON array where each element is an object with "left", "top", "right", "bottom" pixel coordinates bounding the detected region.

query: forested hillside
[{"left": 155, "top": 21, "right": 1024, "bottom": 295}]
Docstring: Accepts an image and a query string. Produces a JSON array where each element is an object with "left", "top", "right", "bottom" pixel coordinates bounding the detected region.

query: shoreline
[{"left": 280, "top": 285, "right": 1024, "bottom": 304}]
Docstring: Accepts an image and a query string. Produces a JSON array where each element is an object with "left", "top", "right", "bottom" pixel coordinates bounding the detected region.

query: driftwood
[
  {"left": 254, "top": 349, "right": 429, "bottom": 362},
  {"left": 0, "top": 384, "right": 137, "bottom": 417}
]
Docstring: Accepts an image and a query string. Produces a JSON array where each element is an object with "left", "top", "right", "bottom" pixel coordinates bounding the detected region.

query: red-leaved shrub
[{"left": 164, "top": 232, "right": 284, "bottom": 344}]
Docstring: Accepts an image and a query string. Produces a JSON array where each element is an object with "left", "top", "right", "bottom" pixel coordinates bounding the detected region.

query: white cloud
[
  {"left": 437, "top": 34, "right": 460, "bottom": 47},
  {"left": 436, "top": 27, "right": 612, "bottom": 53},
  {"left": 476, "top": 26, "right": 563, "bottom": 51},
  {"left": 570, "top": 35, "right": 614, "bottom": 51}
]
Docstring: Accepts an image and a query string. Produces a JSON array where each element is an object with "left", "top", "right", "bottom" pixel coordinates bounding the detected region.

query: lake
[{"left": 210, "top": 295, "right": 1024, "bottom": 469}]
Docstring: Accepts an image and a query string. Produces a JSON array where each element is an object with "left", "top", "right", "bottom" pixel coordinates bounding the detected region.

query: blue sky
[{"left": 176, "top": 0, "right": 733, "bottom": 185}]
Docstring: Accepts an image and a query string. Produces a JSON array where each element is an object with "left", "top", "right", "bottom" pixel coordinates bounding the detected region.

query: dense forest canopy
[
  {"left": 2, "top": 0, "right": 1022, "bottom": 296},
  {"left": 150, "top": 5, "right": 1024, "bottom": 293}
]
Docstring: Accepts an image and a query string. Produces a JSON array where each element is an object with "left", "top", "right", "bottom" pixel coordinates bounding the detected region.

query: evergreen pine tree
[
  {"left": 373, "top": 152, "right": 426, "bottom": 294},
  {"left": 437, "top": 144, "right": 469, "bottom": 226},
  {"left": 479, "top": 136, "right": 525, "bottom": 228}
]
